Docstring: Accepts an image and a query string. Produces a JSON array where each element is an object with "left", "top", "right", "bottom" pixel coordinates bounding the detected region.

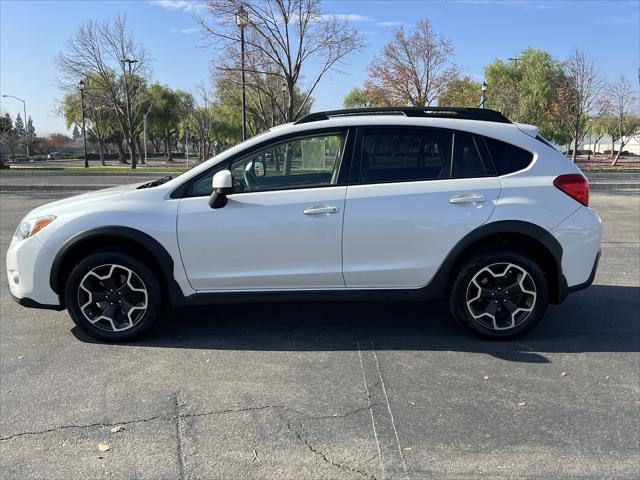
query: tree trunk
[
  {"left": 117, "top": 141, "right": 128, "bottom": 164},
  {"left": 136, "top": 135, "right": 145, "bottom": 165},
  {"left": 166, "top": 138, "right": 173, "bottom": 162},
  {"left": 98, "top": 140, "right": 105, "bottom": 166},
  {"left": 571, "top": 138, "right": 578, "bottom": 162},
  {"left": 611, "top": 141, "right": 626, "bottom": 166}
]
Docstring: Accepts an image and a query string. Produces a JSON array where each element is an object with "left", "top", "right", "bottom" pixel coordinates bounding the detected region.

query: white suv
[{"left": 7, "top": 108, "right": 601, "bottom": 341}]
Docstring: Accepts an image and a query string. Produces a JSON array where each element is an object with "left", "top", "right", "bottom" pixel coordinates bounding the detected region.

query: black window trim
[
  {"left": 351, "top": 125, "right": 497, "bottom": 186},
  {"left": 172, "top": 126, "right": 356, "bottom": 199}
]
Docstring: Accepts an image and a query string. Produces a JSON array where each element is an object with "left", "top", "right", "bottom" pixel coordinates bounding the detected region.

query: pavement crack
[
  {"left": 0, "top": 414, "right": 169, "bottom": 442},
  {"left": 174, "top": 392, "right": 188, "bottom": 480},
  {"left": 279, "top": 412, "right": 377, "bottom": 480}
]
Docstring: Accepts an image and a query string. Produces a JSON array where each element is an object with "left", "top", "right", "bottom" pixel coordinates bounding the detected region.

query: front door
[{"left": 177, "top": 130, "right": 350, "bottom": 291}]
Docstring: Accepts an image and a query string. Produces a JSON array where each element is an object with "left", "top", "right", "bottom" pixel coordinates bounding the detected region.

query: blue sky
[{"left": 1, "top": 0, "right": 638, "bottom": 135}]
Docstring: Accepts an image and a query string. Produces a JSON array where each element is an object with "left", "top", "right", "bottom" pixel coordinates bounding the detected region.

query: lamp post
[
  {"left": 2, "top": 94, "right": 29, "bottom": 157},
  {"left": 185, "top": 126, "right": 190, "bottom": 168},
  {"left": 480, "top": 81, "right": 488, "bottom": 109},
  {"left": 78, "top": 80, "right": 89, "bottom": 168},
  {"left": 236, "top": 5, "right": 249, "bottom": 141},
  {"left": 122, "top": 58, "right": 138, "bottom": 168}
]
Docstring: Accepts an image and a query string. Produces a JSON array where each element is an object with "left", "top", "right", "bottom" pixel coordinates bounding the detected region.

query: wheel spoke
[
  {"left": 77, "top": 263, "right": 148, "bottom": 333},
  {"left": 465, "top": 262, "right": 537, "bottom": 331}
]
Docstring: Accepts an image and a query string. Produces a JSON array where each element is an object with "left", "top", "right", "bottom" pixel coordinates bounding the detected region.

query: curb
[
  {"left": 0, "top": 185, "right": 119, "bottom": 192},
  {"left": 2, "top": 183, "right": 639, "bottom": 193},
  {"left": 0, "top": 171, "right": 183, "bottom": 177}
]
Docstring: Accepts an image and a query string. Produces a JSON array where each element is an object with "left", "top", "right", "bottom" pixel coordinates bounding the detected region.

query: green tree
[
  {"left": 13, "top": 113, "right": 25, "bottom": 137},
  {"left": 0, "top": 113, "right": 14, "bottom": 167},
  {"left": 343, "top": 87, "right": 373, "bottom": 108},
  {"left": 438, "top": 77, "right": 482, "bottom": 107},
  {"left": 147, "top": 84, "right": 192, "bottom": 161},
  {"left": 72, "top": 124, "right": 81, "bottom": 139},
  {"left": 484, "top": 48, "right": 565, "bottom": 142}
]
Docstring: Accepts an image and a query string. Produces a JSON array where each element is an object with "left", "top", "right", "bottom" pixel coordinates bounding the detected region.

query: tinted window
[
  {"left": 452, "top": 133, "right": 488, "bottom": 178},
  {"left": 190, "top": 132, "right": 347, "bottom": 196},
  {"left": 484, "top": 137, "right": 534, "bottom": 175},
  {"left": 361, "top": 130, "right": 452, "bottom": 183}
]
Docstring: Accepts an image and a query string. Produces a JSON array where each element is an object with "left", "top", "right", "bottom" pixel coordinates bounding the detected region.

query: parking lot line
[{"left": 358, "top": 341, "right": 408, "bottom": 479}]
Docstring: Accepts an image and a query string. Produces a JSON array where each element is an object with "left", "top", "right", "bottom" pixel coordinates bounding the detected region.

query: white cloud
[
  {"left": 171, "top": 27, "right": 200, "bottom": 34},
  {"left": 377, "top": 21, "right": 403, "bottom": 27},
  {"left": 148, "top": 0, "right": 205, "bottom": 13}
]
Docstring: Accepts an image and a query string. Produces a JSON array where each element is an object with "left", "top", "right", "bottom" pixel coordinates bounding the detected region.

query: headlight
[{"left": 14, "top": 215, "right": 56, "bottom": 240}]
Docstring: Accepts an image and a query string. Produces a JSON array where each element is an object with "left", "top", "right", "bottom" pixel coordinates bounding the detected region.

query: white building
[{"left": 581, "top": 135, "right": 640, "bottom": 155}]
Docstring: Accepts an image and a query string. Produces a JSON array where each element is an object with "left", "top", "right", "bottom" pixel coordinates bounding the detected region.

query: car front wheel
[
  {"left": 449, "top": 250, "right": 549, "bottom": 339},
  {"left": 64, "top": 251, "right": 162, "bottom": 342}
]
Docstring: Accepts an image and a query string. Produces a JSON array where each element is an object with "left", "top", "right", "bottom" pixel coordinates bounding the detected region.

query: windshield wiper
[{"left": 137, "top": 176, "right": 173, "bottom": 189}]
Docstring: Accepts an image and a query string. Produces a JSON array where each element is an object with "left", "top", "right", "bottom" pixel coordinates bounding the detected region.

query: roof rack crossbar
[{"left": 294, "top": 107, "right": 511, "bottom": 125}]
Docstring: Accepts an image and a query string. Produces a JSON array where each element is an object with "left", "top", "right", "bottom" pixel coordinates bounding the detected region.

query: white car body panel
[
  {"left": 177, "top": 186, "right": 347, "bottom": 290},
  {"left": 342, "top": 177, "right": 501, "bottom": 288}
]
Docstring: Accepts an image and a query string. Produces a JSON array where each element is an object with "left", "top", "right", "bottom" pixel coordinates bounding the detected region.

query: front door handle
[
  {"left": 304, "top": 205, "right": 339, "bottom": 215},
  {"left": 449, "top": 194, "right": 486, "bottom": 205}
]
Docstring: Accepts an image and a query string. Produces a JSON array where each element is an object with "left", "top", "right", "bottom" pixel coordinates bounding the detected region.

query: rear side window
[
  {"left": 484, "top": 137, "right": 534, "bottom": 175},
  {"left": 452, "top": 133, "right": 488, "bottom": 178},
  {"left": 361, "top": 130, "right": 452, "bottom": 183}
]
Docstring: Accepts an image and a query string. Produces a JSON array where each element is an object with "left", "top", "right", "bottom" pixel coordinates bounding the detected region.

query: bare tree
[
  {"left": 200, "top": 0, "right": 364, "bottom": 122},
  {"left": 558, "top": 49, "right": 605, "bottom": 162},
  {"left": 364, "top": 18, "right": 458, "bottom": 107},
  {"left": 56, "top": 15, "right": 150, "bottom": 168},
  {"left": 605, "top": 76, "right": 640, "bottom": 165}
]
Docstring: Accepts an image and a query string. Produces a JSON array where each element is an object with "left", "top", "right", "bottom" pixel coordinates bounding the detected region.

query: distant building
[{"left": 581, "top": 135, "right": 640, "bottom": 155}]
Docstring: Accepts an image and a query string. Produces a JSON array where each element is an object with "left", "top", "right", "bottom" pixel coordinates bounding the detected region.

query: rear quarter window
[{"left": 484, "top": 137, "right": 534, "bottom": 175}]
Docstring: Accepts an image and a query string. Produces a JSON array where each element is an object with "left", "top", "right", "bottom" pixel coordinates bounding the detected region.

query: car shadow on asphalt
[{"left": 71, "top": 284, "right": 639, "bottom": 363}]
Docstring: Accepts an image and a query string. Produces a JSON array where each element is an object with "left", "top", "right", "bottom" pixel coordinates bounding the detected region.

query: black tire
[
  {"left": 449, "top": 250, "right": 549, "bottom": 339},
  {"left": 64, "top": 251, "right": 162, "bottom": 342}
]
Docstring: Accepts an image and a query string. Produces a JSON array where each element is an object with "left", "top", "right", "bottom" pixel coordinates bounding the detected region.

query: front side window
[
  {"left": 190, "top": 131, "right": 347, "bottom": 196},
  {"left": 361, "top": 130, "right": 453, "bottom": 183}
]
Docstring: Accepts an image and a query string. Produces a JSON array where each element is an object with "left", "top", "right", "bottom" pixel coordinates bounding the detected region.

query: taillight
[{"left": 553, "top": 174, "right": 589, "bottom": 206}]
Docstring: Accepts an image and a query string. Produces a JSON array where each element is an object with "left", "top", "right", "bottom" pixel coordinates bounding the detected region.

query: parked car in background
[{"left": 8, "top": 107, "right": 601, "bottom": 342}]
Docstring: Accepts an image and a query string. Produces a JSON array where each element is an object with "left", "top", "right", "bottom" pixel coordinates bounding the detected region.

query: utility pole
[
  {"left": 78, "top": 80, "right": 88, "bottom": 168},
  {"left": 122, "top": 58, "right": 138, "bottom": 168},
  {"left": 236, "top": 5, "right": 249, "bottom": 141}
]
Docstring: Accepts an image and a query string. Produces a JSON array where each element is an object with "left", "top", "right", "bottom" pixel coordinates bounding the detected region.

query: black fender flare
[
  {"left": 428, "top": 220, "right": 567, "bottom": 304},
  {"left": 49, "top": 226, "right": 186, "bottom": 308}
]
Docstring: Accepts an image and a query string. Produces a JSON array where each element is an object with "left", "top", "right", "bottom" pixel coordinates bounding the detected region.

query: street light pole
[
  {"left": 185, "top": 127, "right": 190, "bottom": 169},
  {"left": 78, "top": 80, "right": 89, "bottom": 168},
  {"left": 122, "top": 58, "right": 138, "bottom": 168},
  {"left": 236, "top": 5, "right": 249, "bottom": 141},
  {"left": 143, "top": 110, "right": 149, "bottom": 165},
  {"left": 480, "top": 81, "right": 488, "bottom": 109},
  {"left": 2, "top": 94, "right": 29, "bottom": 157}
]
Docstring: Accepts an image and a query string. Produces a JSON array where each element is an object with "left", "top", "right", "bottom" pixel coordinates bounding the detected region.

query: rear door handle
[
  {"left": 304, "top": 205, "right": 339, "bottom": 215},
  {"left": 449, "top": 194, "right": 486, "bottom": 204}
]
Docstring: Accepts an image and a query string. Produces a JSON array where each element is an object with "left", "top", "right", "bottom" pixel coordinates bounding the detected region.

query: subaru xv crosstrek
[{"left": 7, "top": 107, "right": 602, "bottom": 342}]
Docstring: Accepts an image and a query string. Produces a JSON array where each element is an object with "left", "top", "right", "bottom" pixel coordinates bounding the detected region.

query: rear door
[{"left": 342, "top": 127, "right": 502, "bottom": 288}]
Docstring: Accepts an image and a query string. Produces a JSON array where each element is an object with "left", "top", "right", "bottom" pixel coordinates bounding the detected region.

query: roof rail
[{"left": 294, "top": 107, "right": 511, "bottom": 125}]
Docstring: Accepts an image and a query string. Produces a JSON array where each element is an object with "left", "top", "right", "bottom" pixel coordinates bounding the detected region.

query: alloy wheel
[
  {"left": 465, "top": 262, "right": 537, "bottom": 331},
  {"left": 77, "top": 264, "right": 148, "bottom": 332}
]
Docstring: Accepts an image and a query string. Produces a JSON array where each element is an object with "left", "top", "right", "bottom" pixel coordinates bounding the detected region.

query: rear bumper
[{"left": 568, "top": 250, "right": 600, "bottom": 294}]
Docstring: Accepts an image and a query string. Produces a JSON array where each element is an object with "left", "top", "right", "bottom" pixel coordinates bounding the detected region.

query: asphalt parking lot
[{"left": 0, "top": 190, "right": 638, "bottom": 479}]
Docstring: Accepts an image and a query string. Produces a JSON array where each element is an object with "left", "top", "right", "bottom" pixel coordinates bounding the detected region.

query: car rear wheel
[
  {"left": 449, "top": 250, "right": 549, "bottom": 339},
  {"left": 65, "top": 251, "right": 162, "bottom": 342}
]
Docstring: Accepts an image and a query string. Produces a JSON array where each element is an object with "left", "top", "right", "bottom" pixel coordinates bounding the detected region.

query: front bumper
[
  {"left": 10, "top": 291, "right": 65, "bottom": 310},
  {"left": 6, "top": 234, "right": 62, "bottom": 308}
]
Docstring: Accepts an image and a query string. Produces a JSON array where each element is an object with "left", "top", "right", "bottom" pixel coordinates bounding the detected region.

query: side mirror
[
  {"left": 254, "top": 160, "right": 266, "bottom": 177},
  {"left": 209, "top": 170, "right": 233, "bottom": 209}
]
